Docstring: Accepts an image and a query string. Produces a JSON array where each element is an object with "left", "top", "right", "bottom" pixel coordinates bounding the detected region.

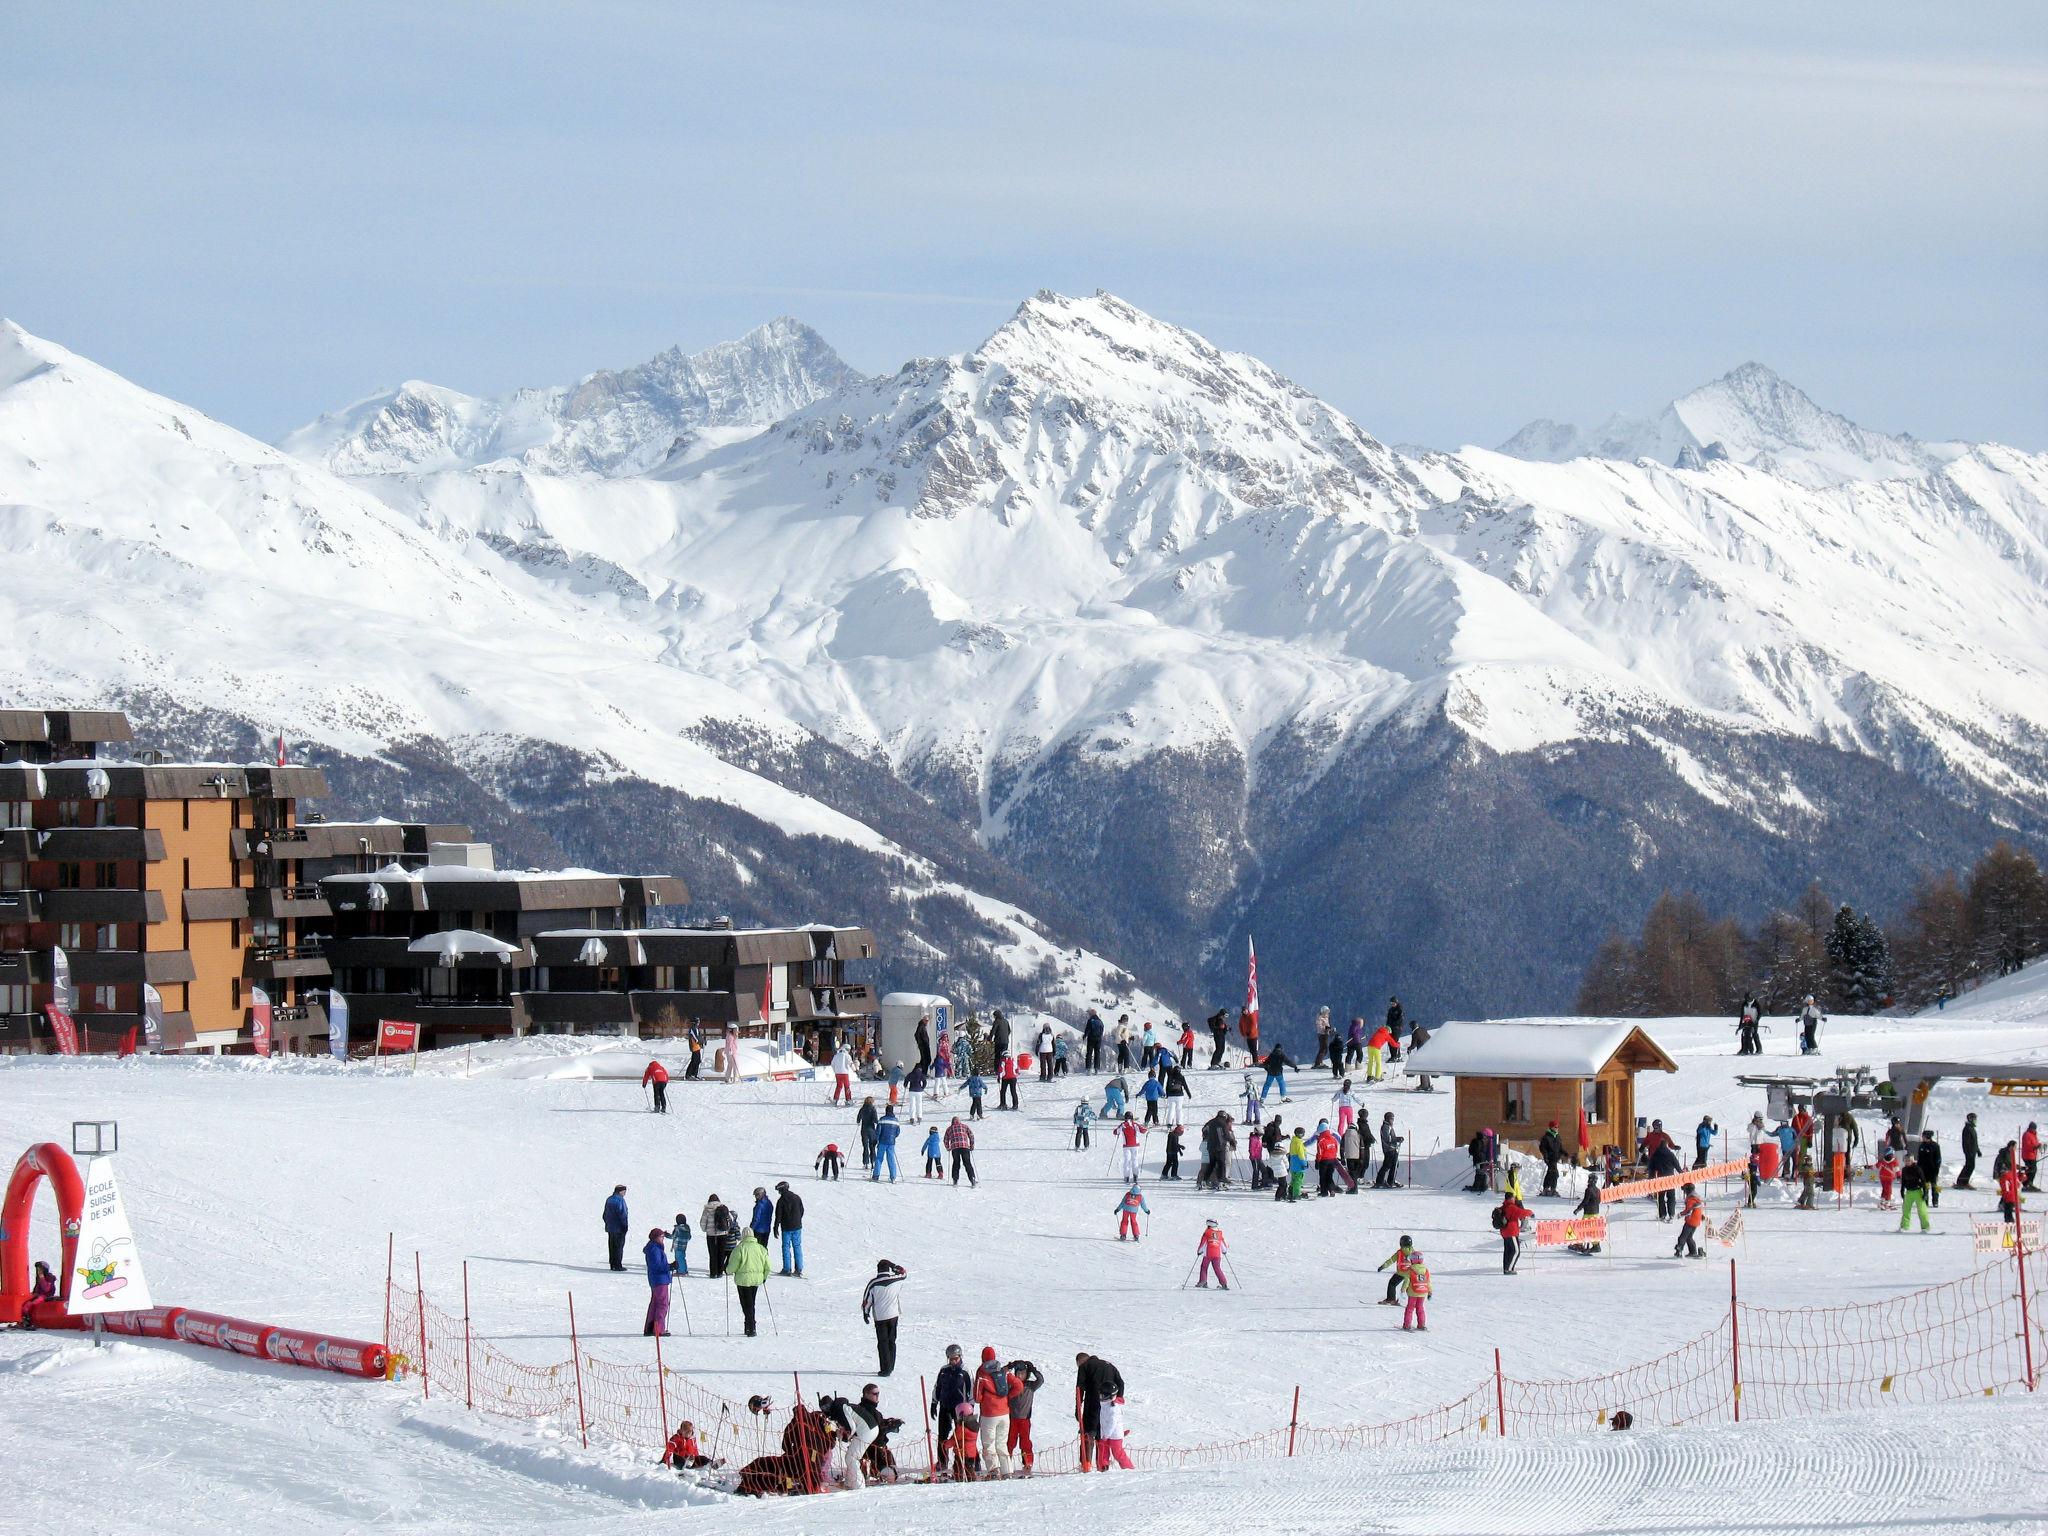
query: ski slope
[{"left": 3, "top": 974, "right": 2046, "bottom": 1532}]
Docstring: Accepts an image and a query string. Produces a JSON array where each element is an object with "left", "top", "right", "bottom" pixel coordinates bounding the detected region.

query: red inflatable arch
[{"left": 0, "top": 1142, "right": 85, "bottom": 1325}]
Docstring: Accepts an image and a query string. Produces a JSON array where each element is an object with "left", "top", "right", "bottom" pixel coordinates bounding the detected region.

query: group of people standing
[{"left": 603, "top": 1180, "right": 808, "bottom": 1339}]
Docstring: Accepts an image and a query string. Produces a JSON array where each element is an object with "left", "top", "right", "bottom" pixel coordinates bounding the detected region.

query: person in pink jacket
[{"left": 1194, "top": 1220, "right": 1229, "bottom": 1288}]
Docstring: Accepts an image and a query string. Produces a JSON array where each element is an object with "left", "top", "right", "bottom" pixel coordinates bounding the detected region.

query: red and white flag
[
  {"left": 1244, "top": 936, "right": 1260, "bottom": 1033},
  {"left": 44, "top": 1003, "right": 79, "bottom": 1057},
  {"left": 275, "top": 733, "right": 287, "bottom": 767},
  {"left": 250, "top": 984, "right": 273, "bottom": 1057}
]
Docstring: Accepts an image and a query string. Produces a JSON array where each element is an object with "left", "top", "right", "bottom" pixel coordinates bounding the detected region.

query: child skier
[
  {"left": 661, "top": 1419, "right": 720, "bottom": 1471},
  {"left": 1114, "top": 1184, "right": 1150, "bottom": 1242},
  {"left": 1376, "top": 1235, "right": 1416, "bottom": 1304},
  {"left": 1673, "top": 1184, "right": 1706, "bottom": 1258},
  {"left": 1875, "top": 1147, "right": 1900, "bottom": 1209},
  {"left": 815, "top": 1143, "right": 843, "bottom": 1181},
  {"left": 1194, "top": 1220, "right": 1228, "bottom": 1287},
  {"left": 1161, "top": 1123, "right": 1185, "bottom": 1180},
  {"left": 966, "top": 1072, "right": 988, "bottom": 1120},
  {"left": 1401, "top": 1250, "right": 1431, "bottom": 1331},
  {"left": 1094, "top": 1395, "right": 1134, "bottom": 1469},
  {"left": 921, "top": 1125, "right": 944, "bottom": 1179},
  {"left": 1117, "top": 1113, "right": 1146, "bottom": 1183},
  {"left": 670, "top": 1212, "right": 693, "bottom": 1276},
  {"left": 1073, "top": 1100, "right": 1095, "bottom": 1150}
]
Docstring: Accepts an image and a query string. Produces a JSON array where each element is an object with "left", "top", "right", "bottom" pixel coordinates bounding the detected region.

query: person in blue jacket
[
  {"left": 1101, "top": 1074, "right": 1129, "bottom": 1120},
  {"left": 922, "top": 1124, "right": 944, "bottom": 1178},
  {"left": 1773, "top": 1119, "right": 1799, "bottom": 1182},
  {"left": 749, "top": 1187, "right": 774, "bottom": 1242},
  {"left": 1139, "top": 1072, "right": 1165, "bottom": 1125},
  {"left": 603, "top": 1183, "right": 630, "bottom": 1271},
  {"left": 965, "top": 1073, "right": 988, "bottom": 1120},
  {"left": 643, "top": 1226, "right": 674, "bottom": 1336},
  {"left": 872, "top": 1108, "right": 903, "bottom": 1182}
]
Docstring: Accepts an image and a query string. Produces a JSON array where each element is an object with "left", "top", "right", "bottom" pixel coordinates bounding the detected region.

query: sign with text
[
  {"left": 43, "top": 1004, "right": 79, "bottom": 1056},
  {"left": 1535, "top": 1215, "right": 1608, "bottom": 1246},
  {"left": 1973, "top": 1218, "right": 2043, "bottom": 1255},
  {"left": 68, "top": 1156, "right": 154, "bottom": 1315},
  {"left": 378, "top": 1019, "right": 419, "bottom": 1054}
]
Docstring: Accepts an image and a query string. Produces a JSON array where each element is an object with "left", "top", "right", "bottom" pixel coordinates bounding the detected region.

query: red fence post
[
  {"left": 653, "top": 1328, "right": 670, "bottom": 1437},
  {"left": 1729, "top": 1257, "right": 1742, "bottom": 1421},
  {"left": 2019, "top": 1220, "right": 2037, "bottom": 1393},
  {"left": 919, "top": 1373, "right": 936, "bottom": 1480},
  {"left": 1493, "top": 1348, "right": 1505, "bottom": 1437},
  {"left": 567, "top": 1290, "right": 589, "bottom": 1448},
  {"left": 414, "top": 1251, "right": 429, "bottom": 1402},
  {"left": 1287, "top": 1384, "right": 1300, "bottom": 1456},
  {"left": 462, "top": 1260, "right": 474, "bottom": 1411}
]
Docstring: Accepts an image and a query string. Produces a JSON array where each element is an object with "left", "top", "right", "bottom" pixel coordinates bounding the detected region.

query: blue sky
[{"left": 5, "top": 2, "right": 2044, "bottom": 449}]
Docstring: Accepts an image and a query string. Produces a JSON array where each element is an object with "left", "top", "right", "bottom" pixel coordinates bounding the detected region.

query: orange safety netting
[{"left": 385, "top": 1249, "right": 2043, "bottom": 1485}]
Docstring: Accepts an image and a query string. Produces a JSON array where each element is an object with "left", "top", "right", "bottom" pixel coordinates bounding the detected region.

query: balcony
[
  {"left": 39, "top": 888, "right": 167, "bottom": 925},
  {"left": 0, "top": 889, "right": 39, "bottom": 922},
  {"left": 0, "top": 1009, "right": 197, "bottom": 1054},
  {"left": 35, "top": 827, "right": 166, "bottom": 862},
  {"left": 248, "top": 884, "right": 331, "bottom": 920},
  {"left": 0, "top": 829, "right": 30, "bottom": 859},
  {"left": 330, "top": 993, "right": 527, "bottom": 1042},
  {"left": 522, "top": 991, "right": 635, "bottom": 1030},
  {"left": 628, "top": 989, "right": 743, "bottom": 1029},
  {"left": 229, "top": 826, "right": 309, "bottom": 860},
  {"left": 71, "top": 948, "right": 198, "bottom": 986},
  {"left": 247, "top": 944, "right": 331, "bottom": 981}
]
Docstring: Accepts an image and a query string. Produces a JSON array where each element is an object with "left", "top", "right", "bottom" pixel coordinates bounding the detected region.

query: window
[
  {"left": 59, "top": 923, "right": 84, "bottom": 950},
  {"left": 650, "top": 965, "right": 674, "bottom": 990},
  {"left": 92, "top": 985, "right": 116, "bottom": 1011},
  {"left": 1581, "top": 1078, "right": 1610, "bottom": 1124},
  {"left": 96, "top": 924, "right": 117, "bottom": 949},
  {"left": 57, "top": 863, "right": 81, "bottom": 889},
  {"left": 687, "top": 965, "right": 710, "bottom": 992},
  {"left": 0, "top": 983, "right": 29, "bottom": 1013},
  {"left": 94, "top": 862, "right": 118, "bottom": 888},
  {"left": 0, "top": 860, "right": 23, "bottom": 890},
  {"left": 57, "top": 800, "right": 80, "bottom": 827},
  {"left": 1, "top": 801, "right": 30, "bottom": 828},
  {"left": 1503, "top": 1079, "right": 1533, "bottom": 1124}
]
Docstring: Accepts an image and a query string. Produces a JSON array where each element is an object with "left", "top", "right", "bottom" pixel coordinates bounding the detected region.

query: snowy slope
[
  {"left": 1496, "top": 362, "right": 1969, "bottom": 487},
  {"left": 2, "top": 1000, "right": 2045, "bottom": 1533},
  {"left": 280, "top": 318, "right": 863, "bottom": 476}
]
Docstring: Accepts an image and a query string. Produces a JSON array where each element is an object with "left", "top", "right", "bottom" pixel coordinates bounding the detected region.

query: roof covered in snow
[{"left": 1409, "top": 1017, "right": 1678, "bottom": 1078}]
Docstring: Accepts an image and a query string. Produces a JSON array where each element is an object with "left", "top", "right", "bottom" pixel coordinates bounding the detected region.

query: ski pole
[
  {"left": 1179, "top": 1256, "right": 1200, "bottom": 1290},
  {"left": 765, "top": 1282, "right": 780, "bottom": 1337},
  {"left": 724, "top": 1278, "right": 731, "bottom": 1335},
  {"left": 677, "top": 1274, "right": 693, "bottom": 1336}
]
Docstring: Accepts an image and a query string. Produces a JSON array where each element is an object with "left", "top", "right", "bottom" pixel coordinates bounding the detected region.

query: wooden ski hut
[{"left": 1408, "top": 1018, "right": 1679, "bottom": 1157}]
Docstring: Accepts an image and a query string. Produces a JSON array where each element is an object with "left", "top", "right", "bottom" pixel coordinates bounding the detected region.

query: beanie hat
[{"left": 981, "top": 1346, "right": 997, "bottom": 1362}]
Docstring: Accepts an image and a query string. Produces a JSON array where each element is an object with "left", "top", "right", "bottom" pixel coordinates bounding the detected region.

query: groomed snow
[{"left": 4, "top": 966, "right": 2047, "bottom": 1531}]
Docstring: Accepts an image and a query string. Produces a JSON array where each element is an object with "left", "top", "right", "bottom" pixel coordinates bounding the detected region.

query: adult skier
[
  {"left": 2024, "top": 1122, "right": 2041, "bottom": 1191},
  {"left": 945, "top": 1115, "right": 978, "bottom": 1186},
  {"left": 973, "top": 1348, "right": 1020, "bottom": 1476},
  {"left": 1694, "top": 1115, "right": 1718, "bottom": 1171},
  {"left": 1332, "top": 1080, "right": 1360, "bottom": 1138},
  {"left": 1113, "top": 1183, "right": 1150, "bottom": 1241},
  {"left": 931, "top": 1344, "right": 972, "bottom": 1452},
  {"left": 1345, "top": 1015, "right": 1366, "bottom": 1070},
  {"left": 1376, "top": 1111, "right": 1404, "bottom": 1189},
  {"left": 772, "top": 1181, "right": 804, "bottom": 1277},
  {"left": 1568, "top": 1175, "right": 1605, "bottom": 1254},
  {"left": 1161, "top": 1123, "right": 1185, "bottom": 1180},
  {"left": 1198, "top": 1110, "right": 1235, "bottom": 1189},
  {"left": 1900, "top": 1158, "right": 1933, "bottom": 1232},
  {"left": 727, "top": 1228, "right": 770, "bottom": 1337},
  {"left": 1958, "top": 1112, "right": 1981, "bottom": 1189},
  {"left": 1073, "top": 1352, "right": 1125, "bottom": 1473},
  {"left": 872, "top": 1108, "right": 903, "bottom": 1182},
  {"left": 1467, "top": 1127, "right": 1496, "bottom": 1193},
  {"left": 1376, "top": 1235, "right": 1416, "bottom": 1305},
  {"left": 1037, "top": 1022, "right": 1055, "bottom": 1081},
  {"left": 1005, "top": 1359, "right": 1045, "bottom": 1473},
  {"left": 642, "top": 1058, "right": 670, "bottom": 1113},
  {"left": 862, "top": 1260, "right": 907, "bottom": 1375},
  {"left": 1084, "top": 1009, "right": 1105, "bottom": 1073},
  {"left": 602, "top": 1183, "right": 630, "bottom": 1272},
  {"left": 830, "top": 1042, "right": 855, "bottom": 1106},
  {"left": 1366, "top": 1020, "right": 1394, "bottom": 1083},
  {"left": 1646, "top": 1133, "right": 1683, "bottom": 1221},
  {"left": 1313, "top": 1120, "right": 1342, "bottom": 1197},
  {"left": 1310, "top": 1006, "right": 1334, "bottom": 1070},
  {"left": 1163, "top": 1057, "right": 1190, "bottom": 1127},
  {"left": 1115, "top": 1112, "right": 1147, "bottom": 1183},
  {"left": 1495, "top": 1191, "right": 1533, "bottom": 1274},
  {"left": 905, "top": 1062, "right": 928, "bottom": 1124},
  {"left": 684, "top": 1021, "right": 703, "bottom": 1080},
  {"left": 1538, "top": 1120, "right": 1566, "bottom": 1196},
  {"left": 643, "top": 1226, "right": 674, "bottom": 1335},
  {"left": 857, "top": 1095, "right": 880, "bottom": 1170},
  {"left": 1206, "top": 1008, "right": 1230, "bottom": 1069},
  {"left": 1736, "top": 995, "right": 1762, "bottom": 1055},
  {"left": 1798, "top": 996, "right": 1825, "bottom": 1055},
  {"left": 1260, "top": 1043, "right": 1294, "bottom": 1103},
  {"left": 748, "top": 1186, "right": 774, "bottom": 1244},
  {"left": 701, "top": 1193, "right": 737, "bottom": 1277},
  {"left": 1194, "top": 1219, "right": 1229, "bottom": 1288},
  {"left": 915, "top": 1013, "right": 933, "bottom": 1073},
  {"left": 1916, "top": 1130, "right": 1943, "bottom": 1209}
]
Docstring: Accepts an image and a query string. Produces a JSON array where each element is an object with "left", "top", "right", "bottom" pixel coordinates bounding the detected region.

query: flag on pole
[
  {"left": 51, "top": 944, "right": 77, "bottom": 1012},
  {"left": 250, "top": 984, "right": 273, "bottom": 1057},
  {"left": 1244, "top": 936, "right": 1260, "bottom": 1034},
  {"left": 141, "top": 981, "right": 165, "bottom": 1052},
  {"left": 69, "top": 1156, "right": 154, "bottom": 1314},
  {"left": 1577, "top": 1102, "right": 1590, "bottom": 1155},
  {"left": 328, "top": 989, "right": 350, "bottom": 1060},
  {"left": 275, "top": 733, "right": 287, "bottom": 767},
  {"left": 44, "top": 1003, "right": 79, "bottom": 1056}
]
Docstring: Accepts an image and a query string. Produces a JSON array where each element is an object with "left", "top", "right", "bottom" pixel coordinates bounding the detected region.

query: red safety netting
[{"left": 1506, "top": 1316, "right": 1736, "bottom": 1433}]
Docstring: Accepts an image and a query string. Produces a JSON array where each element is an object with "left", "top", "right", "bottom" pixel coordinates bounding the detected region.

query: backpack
[{"left": 1490, "top": 1204, "right": 1507, "bottom": 1232}]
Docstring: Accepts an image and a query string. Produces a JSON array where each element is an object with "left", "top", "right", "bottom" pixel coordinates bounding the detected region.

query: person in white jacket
[{"left": 831, "top": 1044, "right": 856, "bottom": 1106}]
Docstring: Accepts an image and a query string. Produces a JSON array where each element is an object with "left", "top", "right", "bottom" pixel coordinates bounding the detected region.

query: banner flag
[
  {"left": 328, "top": 989, "right": 349, "bottom": 1060},
  {"left": 51, "top": 944, "right": 77, "bottom": 1012},
  {"left": 1243, "top": 936, "right": 1259, "bottom": 1035},
  {"left": 250, "top": 984, "right": 273, "bottom": 1057},
  {"left": 68, "top": 1156, "right": 155, "bottom": 1315},
  {"left": 141, "top": 981, "right": 165, "bottom": 1052},
  {"left": 44, "top": 1003, "right": 79, "bottom": 1056}
]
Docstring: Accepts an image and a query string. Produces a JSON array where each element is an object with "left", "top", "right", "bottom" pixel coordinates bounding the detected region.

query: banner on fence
[
  {"left": 1972, "top": 1218, "right": 2043, "bottom": 1255},
  {"left": 1600, "top": 1158, "right": 1746, "bottom": 1203},
  {"left": 1715, "top": 1210, "right": 1745, "bottom": 1246},
  {"left": 378, "top": 1019, "right": 419, "bottom": 1054},
  {"left": 1535, "top": 1215, "right": 1607, "bottom": 1246}
]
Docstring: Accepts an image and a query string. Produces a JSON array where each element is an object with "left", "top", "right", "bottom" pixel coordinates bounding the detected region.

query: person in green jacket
[{"left": 728, "top": 1229, "right": 771, "bottom": 1336}]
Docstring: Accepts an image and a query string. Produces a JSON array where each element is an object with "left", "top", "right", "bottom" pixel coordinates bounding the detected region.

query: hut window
[
  {"left": 1582, "top": 1079, "right": 1610, "bottom": 1123},
  {"left": 1503, "top": 1080, "right": 1533, "bottom": 1123}
]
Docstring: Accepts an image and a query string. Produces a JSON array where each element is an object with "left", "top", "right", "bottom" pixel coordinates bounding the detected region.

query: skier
[
  {"left": 1568, "top": 1176, "right": 1605, "bottom": 1254},
  {"left": 1646, "top": 1129, "right": 1682, "bottom": 1221},
  {"left": 998, "top": 1050, "right": 1021, "bottom": 1111},
  {"left": 974, "top": 1348, "right": 1020, "bottom": 1476},
  {"left": 1736, "top": 995, "right": 1762, "bottom": 1055},
  {"left": 643, "top": 1226, "right": 674, "bottom": 1336},
  {"left": 1997, "top": 1152, "right": 2024, "bottom": 1224},
  {"left": 1313, "top": 1119, "right": 1341, "bottom": 1197},
  {"left": 1366, "top": 1020, "right": 1393, "bottom": 1083},
  {"left": 748, "top": 1186, "right": 774, "bottom": 1245},
  {"left": 1139, "top": 1070, "right": 1164, "bottom": 1126},
  {"left": 833, "top": 1383, "right": 887, "bottom": 1490},
  {"left": 1073, "top": 1352, "right": 1125, "bottom": 1472},
  {"left": 1915, "top": 1130, "right": 1943, "bottom": 1210},
  {"left": 701, "top": 1193, "right": 737, "bottom": 1277},
  {"left": 1161, "top": 1122, "right": 1185, "bottom": 1180},
  {"left": 862, "top": 1259, "right": 907, "bottom": 1375},
  {"left": 872, "top": 1108, "right": 902, "bottom": 1182},
  {"left": 1798, "top": 996, "right": 1825, "bottom": 1055},
  {"left": 1163, "top": 1057, "right": 1190, "bottom": 1127},
  {"left": 1900, "top": 1157, "right": 1933, "bottom": 1232},
  {"left": 1340, "top": 1116, "right": 1365, "bottom": 1189},
  {"left": 921, "top": 1124, "right": 944, "bottom": 1179},
  {"left": 727, "top": 1228, "right": 770, "bottom": 1337},
  {"left": 1958, "top": 1112, "right": 1981, "bottom": 1189},
  {"left": 1376, "top": 1112, "right": 1404, "bottom": 1189},
  {"left": 603, "top": 1184, "right": 631, "bottom": 1271},
  {"left": 1673, "top": 1185, "right": 1706, "bottom": 1258},
  {"left": 1408, "top": 1021, "right": 1436, "bottom": 1092},
  {"left": 722, "top": 1021, "right": 740, "bottom": 1083},
  {"left": 1332, "top": 1080, "right": 1360, "bottom": 1138},
  {"left": 684, "top": 1021, "right": 703, "bottom": 1080},
  {"left": 1875, "top": 1146, "right": 1900, "bottom": 1208},
  {"left": 1094, "top": 1393, "right": 1134, "bottom": 1471},
  {"left": 1495, "top": 1191, "right": 1533, "bottom": 1274},
  {"left": 992, "top": 1008, "right": 1012, "bottom": 1065},
  {"left": 1260, "top": 1043, "right": 1294, "bottom": 1103},
  {"left": 905, "top": 1062, "right": 927, "bottom": 1124},
  {"left": 1242, "top": 1073, "right": 1263, "bottom": 1127},
  {"left": 931, "top": 1344, "right": 972, "bottom": 1457},
  {"left": 1310, "top": 1006, "right": 1334, "bottom": 1070},
  {"left": 1400, "top": 1248, "right": 1431, "bottom": 1331},
  {"left": 1114, "top": 1018, "right": 1133, "bottom": 1072},
  {"left": 1539, "top": 1120, "right": 1565, "bottom": 1196},
  {"left": 945, "top": 1115, "right": 979, "bottom": 1187},
  {"left": 1238, "top": 1004, "right": 1260, "bottom": 1064},
  {"left": 1113, "top": 1183, "right": 1150, "bottom": 1241},
  {"left": 966, "top": 1071, "right": 988, "bottom": 1120},
  {"left": 830, "top": 1042, "right": 855, "bottom": 1106},
  {"left": 1194, "top": 1219, "right": 1229, "bottom": 1288},
  {"left": 1005, "top": 1359, "right": 1045, "bottom": 1473},
  {"left": 1467, "top": 1127, "right": 1496, "bottom": 1193},
  {"left": 2024, "top": 1122, "right": 2041, "bottom": 1191},
  {"left": 1073, "top": 1100, "right": 1095, "bottom": 1150},
  {"left": 772, "top": 1181, "right": 804, "bottom": 1277},
  {"left": 815, "top": 1142, "right": 843, "bottom": 1181},
  {"left": 1375, "top": 1235, "right": 1416, "bottom": 1305},
  {"left": 914, "top": 1013, "right": 933, "bottom": 1074},
  {"left": 857, "top": 1095, "right": 880, "bottom": 1170},
  {"left": 669, "top": 1211, "right": 692, "bottom": 1277},
  {"left": 1101, "top": 1072, "right": 1129, "bottom": 1120},
  {"left": 1285, "top": 1127, "right": 1309, "bottom": 1202},
  {"left": 1197, "top": 1110, "right": 1235, "bottom": 1189},
  {"left": 1140, "top": 1020, "right": 1159, "bottom": 1071},
  {"left": 1207, "top": 1008, "right": 1230, "bottom": 1069},
  {"left": 1084, "top": 1009, "right": 1105, "bottom": 1073},
  {"left": 1177, "top": 1021, "right": 1197, "bottom": 1070},
  {"left": 1694, "top": 1116, "right": 1718, "bottom": 1171},
  {"left": 642, "top": 1057, "right": 670, "bottom": 1113},
  {"left": 1037, "top": 1022, "right": 1055, "bottom": 1081},
  {"left": 661, "top": 1419, "right": 718, "bottom": 1472},
  {"left": 1345, "top": 1014, "right": 1367, "bottom": 1070},
  {"left": 1116, "top": 1112, "right": 1146, "bottom": 1183}
]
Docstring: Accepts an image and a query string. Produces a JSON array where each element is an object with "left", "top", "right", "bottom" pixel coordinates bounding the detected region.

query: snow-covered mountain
[
  {"left": 1497, "top": 361, "right": 1968, "bottom": 487},
  {"left": 7, "top": 298, "right": 2047, "bottom": 1025},
  {"left": 279, "top": 317, "right": 863, "bottom": 476}
]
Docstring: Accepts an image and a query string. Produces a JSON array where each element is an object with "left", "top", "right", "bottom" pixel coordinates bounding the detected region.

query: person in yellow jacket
[
  {"left": 1401, "top": 1252, "right": 1431, "bottom": 1331},
  {"left": 728, "top": 1229, "right": 771, "bottom": 1337}
]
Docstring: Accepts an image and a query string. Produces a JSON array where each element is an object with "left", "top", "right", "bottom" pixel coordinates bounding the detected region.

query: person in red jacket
[
  {"left": 1641, "top": 1119, "right": 1675, "bottom": 1162},
  {"left": 1366, "top": 1024, "right": 1393, "bottom": 1083},
  {"left": 1673, "top": 1184, "right": 1707, "bottom": 1258},
  {"left": 2023, "top": 1122, "right": 2041, "bottom": 1192},
  {"left": 973, "top": 1348, "right": 1021, "bottom": 1475},
  {"left": 1194, "top": 1219, "right": 1229, "bottom": 1288},
  {"left": 661, "top": 1419, "right": 719, "bottom": 1471},
  {"left": 1497, "top": 1194, "right": 1533, "bottom": 1274},
  {"left": 1998, "top": 1156, "right": 2025, "bottom": 1224},
  {"left": 641, "top": 1058, "right": 670, "bottom": 1114}
]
